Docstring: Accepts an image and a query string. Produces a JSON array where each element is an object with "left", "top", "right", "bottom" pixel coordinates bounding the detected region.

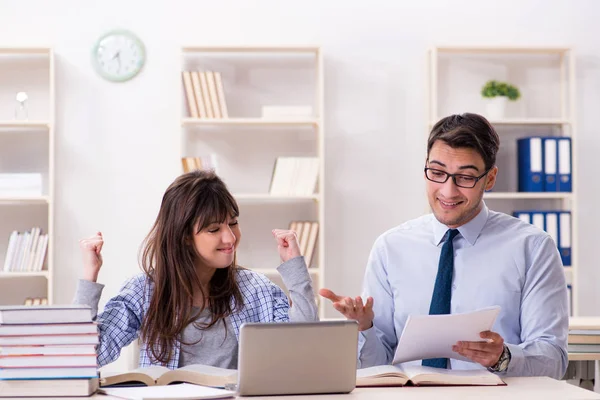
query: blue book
[
  {"left": 517, "top": 137, "right": 544, "bottom": 192},
  {"left": 543, "top": 137, "right": 558, "bottom": 192},
  {"left": 558, "top": 137, "right": 572, "bottom": 192}
]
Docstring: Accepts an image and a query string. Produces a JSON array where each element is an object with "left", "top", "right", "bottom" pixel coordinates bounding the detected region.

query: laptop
[{"left": 236, "top": 320, "right": 358, "bottom": 396}]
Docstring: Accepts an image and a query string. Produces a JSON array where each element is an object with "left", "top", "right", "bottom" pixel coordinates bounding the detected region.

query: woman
[{"left": 74, "top": 170, "right": 318, "bottom": 369}]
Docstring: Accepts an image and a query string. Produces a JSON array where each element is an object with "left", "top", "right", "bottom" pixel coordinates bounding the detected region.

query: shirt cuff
[
  {"left": 73, "top": 279, "right": 105, "bottom": 318},
  {"left": 276, "top": 256, "right": 311, "bottom": 288},
  {"left": 357, "top": 325, "right": 378, "bottom": 368},
  {"left": 504, "top": 342, "right": 523, "bottom": 375}
]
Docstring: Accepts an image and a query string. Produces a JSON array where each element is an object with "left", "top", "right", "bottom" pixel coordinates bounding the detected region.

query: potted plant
[{"left": 481, "top": 80, "right": 521, "bottom": 120}]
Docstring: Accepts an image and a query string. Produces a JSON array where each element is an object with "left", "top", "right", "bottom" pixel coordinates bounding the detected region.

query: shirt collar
[{"left": 432, "top": 202, "right": 489, "bottom": 246}]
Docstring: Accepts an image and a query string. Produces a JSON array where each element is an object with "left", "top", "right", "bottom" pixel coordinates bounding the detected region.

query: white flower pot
[{"left": 485, "top": 97, "right": 508, "bottom": 120}]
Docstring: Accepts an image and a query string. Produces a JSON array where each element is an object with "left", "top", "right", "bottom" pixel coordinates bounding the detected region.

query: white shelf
[
  {"left": 435, "top": 46, "right": 570, "bottom": 55},
  {"left": 234, "top": 193, "right": 320, "bottom": 202},
  {"left": 429, "top": 119, "right": 570, "bottom": 127},
  {"left": 181, "top": 46, "right": 325, "bottom": 317},
  {"left": 0, "top": 196, "right": 50, "bottom": 205},
  {"left": 0, "top": 121, "right": 50, "bottom": 129},
  {"left": 428, "top": 46, "right": 578, "bottom": 315},
  {"left": 0, "top": 48, "right": 54, "bottom": 305},
  {"left": 0, "top": 271, "right": 48, "bottom": 278},
  {"left": 484, "top": 192, "right": 572, "bottom": 200},
  {"left": 182, "top": 118, "right": 319, "bottom": 127},
  {"left": 0, "top": 48, "right": 51, "bottom": 55},
  {"left": 182, "top": 46, "right": 320, "bottom": 54}
]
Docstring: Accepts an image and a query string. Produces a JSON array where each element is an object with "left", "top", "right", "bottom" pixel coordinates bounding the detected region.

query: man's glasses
[{"left": 424, "top": 167, "right": 490, "bottom": 189}]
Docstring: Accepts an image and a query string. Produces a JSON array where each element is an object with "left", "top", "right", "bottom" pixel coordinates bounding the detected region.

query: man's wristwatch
[{"left": 488, "top": 344, "right": 511, "bottom": 373}]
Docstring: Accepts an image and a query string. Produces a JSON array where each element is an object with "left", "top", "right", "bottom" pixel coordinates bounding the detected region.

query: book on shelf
[
  {"left": 24, "top": 297, "right": 49, "bottom": 306},
  {"left": 513, "top": 210, "right": 571, "bottom": 266},
  {"left": 0, "top": 377, "right": 98, "bottom": 397},
  {"left": 356, "top": 365, "right": 505, "bottom": 387},
  {"left": 190, "top": 71, "right": 208, "bottom": 119},
  {"left": 3, "top": 228, "right": 49, "bottom": 273},
  {"left": 182, "top": 71, "right": 199, "bottom": 118},
  {"left": 269, "top": 157, "right": 319, "bottom": 196},
  {"left": 100, "top": 364, "right": 237, "bottom": 388},
  {"left": 517, "top": 136, "right": 572, "bottom": 193},
  {"left": 182, "top": 70, "right": 228, "bottom": 120},
  {"left": 0, "top": 173, "right": 43, "bottom": 197},
  {"left": 181, "top": 155, "right": 218, "bottom": 174},
  {"left": 289, "top": 220, "right": 319, "bottom": 268}
]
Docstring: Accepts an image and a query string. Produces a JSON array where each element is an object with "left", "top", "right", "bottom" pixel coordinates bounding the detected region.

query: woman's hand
[
  {"left": 272, "top": 229, "right": 302, "bottom": 263},
  {"left": 79, "top": 231, "right": 104, "bottom": 282}
]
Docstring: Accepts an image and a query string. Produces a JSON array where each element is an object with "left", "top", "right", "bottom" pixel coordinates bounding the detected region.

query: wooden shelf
[
  {"left": 484, "top": 192, "right": 572, "bottom": 200},
  {"left": 0, "top": 271, "right": 48, "bottom": 278},
  {"left": 182, "top": 118, "right": 318, "bottom": 127},
  {"left": 234, "top": 193, "right": 320, "bottom": 202},
  {"left": 568, "top": 353, "right": 600, "bottom": 361},
  {"left": 435, "top": 46, "right": 570, "bottom": 55},
  {"left": 0, "top": 195, "right": 50, "bottom": 205},
  {"left": 0, "top": 121, "right": 50, "bottom": 129},
  {"left": 182, "top": 46, "right": 319, "bottom": 54}
]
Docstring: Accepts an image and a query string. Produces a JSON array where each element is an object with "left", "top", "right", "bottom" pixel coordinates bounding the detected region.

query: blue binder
[
  {"left": 567, "top": 284, "right": 572, "bottom": 316},
  {"left": 543, "top": 137, "right": 558, "bottom": 192},
  {"left": 517, "top": 137, "right": 544, "bottom": 192},
  {"left": 544, "top": 211, "right": 559, "bottom": 249},
  {"left": 558, "top": 137, "right": 572, "bottom": 192},
  {"left": 558, "top": 211, "right": 572, "bottom": 266}
]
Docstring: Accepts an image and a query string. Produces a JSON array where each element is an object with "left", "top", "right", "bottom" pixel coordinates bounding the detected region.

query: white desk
[{"left": 21, "top": 377, "right": 600, "bottom": 400}]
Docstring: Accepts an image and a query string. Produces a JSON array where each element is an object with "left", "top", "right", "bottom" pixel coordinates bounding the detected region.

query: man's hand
[
  {"left": 452, "top": 330, "right": 504, "bottom": 368},
  {"left": 319, "top": 288, "right": 374, "bottom": 331}
]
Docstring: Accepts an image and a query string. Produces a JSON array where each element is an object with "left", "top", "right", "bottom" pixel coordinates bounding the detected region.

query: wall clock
[{"left": 92, "top": 30, "right": 146, "bottom": 82}]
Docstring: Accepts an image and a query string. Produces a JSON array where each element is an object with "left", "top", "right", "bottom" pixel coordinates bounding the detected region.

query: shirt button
[{"left": 452, "top": 284, "right": 457, "bottom": 289}]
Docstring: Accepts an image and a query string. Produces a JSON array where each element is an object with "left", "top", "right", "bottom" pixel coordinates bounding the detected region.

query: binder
[
  {"left": 543, "top": 138, "right": 558, "bottom": 192},
  {"left": 544, "top": 212, "right": 559, "bottom": 248},
  {"left": 558, "top": 211, "right": 572, "bottom": 266},
  {"left": 567, "top": 284, "right": 572, "bottom": 316},
  {"left": 531, "top": 212, "right": 545, "bottom": 232},
  {"left": 513, "top": 211, "right": 531, "bottom": 224},
  {"left": 558, "top": 137, "right": 572, "bottom": 192},
  {"left": 517, "top": 137, "right": 544, "bottom": 192}
]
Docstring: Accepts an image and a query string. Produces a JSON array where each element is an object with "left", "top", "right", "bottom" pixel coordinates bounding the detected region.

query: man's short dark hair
[{"left": 427, "top": 113, "right": 500, "bottom": 171}]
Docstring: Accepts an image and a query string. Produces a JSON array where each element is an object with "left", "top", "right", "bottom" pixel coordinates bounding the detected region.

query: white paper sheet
[
  {"left": 100, "top": 383, "right": 236, "bottom": 400},
  {"left": 392, "top": 306, "right": 501, "bottom": 364}
]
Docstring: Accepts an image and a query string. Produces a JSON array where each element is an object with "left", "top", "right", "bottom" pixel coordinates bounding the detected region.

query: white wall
[{"left": 2, "top": 0, "right": 600, "bottom": 370}]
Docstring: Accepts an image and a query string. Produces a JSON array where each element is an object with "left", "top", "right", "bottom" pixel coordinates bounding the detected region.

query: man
[{"left": 320, "top": 113, "right": 568, "bottom": 378}]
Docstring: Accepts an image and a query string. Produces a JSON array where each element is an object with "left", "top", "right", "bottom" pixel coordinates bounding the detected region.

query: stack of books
[
  {"left": 0, "top": 304, "right": 99, "bottom": 397},
  {"left": 568, "top": 317, "right": 600, "bottom": 355}
]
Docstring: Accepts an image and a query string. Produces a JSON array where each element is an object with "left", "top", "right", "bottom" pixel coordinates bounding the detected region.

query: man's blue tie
[{"left": 422, "top": 228, "right": 459, "bottom": 369}]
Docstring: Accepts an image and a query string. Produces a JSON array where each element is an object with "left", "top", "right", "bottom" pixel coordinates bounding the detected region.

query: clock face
[{"left": 92, "top": 30, "right": 146, "bottom": 82}]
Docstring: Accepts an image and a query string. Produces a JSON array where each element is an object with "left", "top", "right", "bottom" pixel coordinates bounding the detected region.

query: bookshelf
[
  {"left": 427, "top": 46, "right": 578, "bottom": 315},
  {"left": 180, "top": 46, "right": 325, "bottom": 317},
  {"left": 0, "top": 48, "right": 54, "bottom": 305}
]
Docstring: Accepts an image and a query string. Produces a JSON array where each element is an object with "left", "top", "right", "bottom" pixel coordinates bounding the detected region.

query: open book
[
  {"left": 100, "top": 364, "right": 237, "bottom": 388},
  {"left": 356, "top": 365, "right": 505, "bottom": 387}
]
